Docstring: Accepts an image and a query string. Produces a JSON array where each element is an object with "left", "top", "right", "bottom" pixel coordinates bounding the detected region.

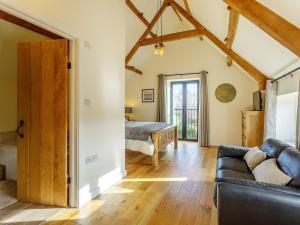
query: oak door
[{"left": 17, "top": 39, "right": 68, "bottom": 207}]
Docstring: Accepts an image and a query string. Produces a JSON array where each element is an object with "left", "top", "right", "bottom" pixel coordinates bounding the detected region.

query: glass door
[{"left": 170, "top": 80, "right": 199, "bottom": 141}]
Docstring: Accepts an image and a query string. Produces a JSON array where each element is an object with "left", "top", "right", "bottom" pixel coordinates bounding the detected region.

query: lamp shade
[{"left": 125, "top": 107, "right": 133, "bottom": 113}]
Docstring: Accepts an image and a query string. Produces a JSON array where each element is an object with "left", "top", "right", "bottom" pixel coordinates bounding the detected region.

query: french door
[{"left": 170, "top": 80, "right": 199, "bottom": 141}]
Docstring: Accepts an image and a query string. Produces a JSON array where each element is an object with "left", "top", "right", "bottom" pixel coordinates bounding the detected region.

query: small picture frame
[{"left": 142, "top": 89, "right": 154, "bottom": 103}]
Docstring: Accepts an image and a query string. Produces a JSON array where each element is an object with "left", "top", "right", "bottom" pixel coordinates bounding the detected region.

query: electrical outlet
[{"left": 86, "top": 154, "right": 99, "bottom": 164}]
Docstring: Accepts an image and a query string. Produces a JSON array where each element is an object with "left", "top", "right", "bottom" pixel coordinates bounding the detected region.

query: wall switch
[
  {"left": 84, "top": 40, "right": 91, "bottom": 49},
  {"left": 86, "top": 154, "right": 99, "bottom": 164},
  {"left": 84, "top": 98, "right": 91, "bottom": 106}
]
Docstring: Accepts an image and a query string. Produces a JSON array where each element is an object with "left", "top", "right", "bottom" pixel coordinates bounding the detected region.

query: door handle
[{"left": 16, "top": 120, "right": 24, "bottom": 138}]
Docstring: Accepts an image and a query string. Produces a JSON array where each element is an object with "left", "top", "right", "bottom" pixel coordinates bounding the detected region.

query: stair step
[{"left": 0, "top": 165, "right": 5, "bottom": 181}]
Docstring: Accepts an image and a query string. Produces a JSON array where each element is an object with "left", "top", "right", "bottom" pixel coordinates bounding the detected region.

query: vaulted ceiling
[{"left": 125, "top": 0, "right": 300, "bottom": 83}]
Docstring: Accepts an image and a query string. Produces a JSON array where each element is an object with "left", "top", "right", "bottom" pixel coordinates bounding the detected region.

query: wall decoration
[
  {"left": 142, "top": 89, "right": 154, "bottom": 103},
  {"left": 215, "top": 83, "right": 236, "bottom": 103}
]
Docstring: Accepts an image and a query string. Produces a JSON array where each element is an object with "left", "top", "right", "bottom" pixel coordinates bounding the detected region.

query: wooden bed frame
[{"left": 151, "top": 125, "right": 178, "bottom": 170}]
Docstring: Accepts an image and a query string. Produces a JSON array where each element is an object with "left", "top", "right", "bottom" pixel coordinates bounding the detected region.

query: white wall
[
  {"left": 0, "top": 20, "right": 48, "bottom": 133},
  {"left": 126, "top": 38, "right": 258, "bottom": 146},
  {"left": 0, "top": 0, "right": 125, "bottom": 207}
]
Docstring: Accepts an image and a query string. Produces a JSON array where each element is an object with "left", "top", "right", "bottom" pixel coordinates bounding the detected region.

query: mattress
[{"left": 125, "top": 139, "right": 154, "bottom": 156}]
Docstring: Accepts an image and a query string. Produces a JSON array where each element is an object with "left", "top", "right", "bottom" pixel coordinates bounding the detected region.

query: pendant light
[{"left": 154, "top": 0, "right": 165, "bottom": 56}]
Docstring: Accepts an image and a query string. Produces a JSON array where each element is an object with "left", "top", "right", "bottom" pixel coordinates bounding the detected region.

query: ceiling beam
[
  {"left": 126, "top": 65, "right": 143, "bottom": 75},
  {"left": 226, "top": 8, "right": 239, "bottom": 49},
  {"left": 171, "top": 1, "right": 268, "bottom": 88},
  {"left": 171, "top": 4, "right": 183, "bottom": 21},
  {"left": 225, "top": 8, "right": 239, "bottom": 66},
  {"left": 126, "top": 0, "right": 156, "bottom": 38},
  {"left": 183, "top": 0, "right": 192, "bottom": 15},
  {"left": 224, "top": 0, "right": 300, "bottom": 58},
  {"left": 125, "top": 0, "right": 169, "bottom": 65},
  {"left": 0, "top": 10, "right": 63, "bottom": 39},
  {"left": 141, "top": 29, "right": 202, "bottom": 46}
]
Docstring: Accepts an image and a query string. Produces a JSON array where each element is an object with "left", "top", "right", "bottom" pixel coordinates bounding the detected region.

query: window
[{"left": 276, "top": 92, "right": 298, "bottom": 146}]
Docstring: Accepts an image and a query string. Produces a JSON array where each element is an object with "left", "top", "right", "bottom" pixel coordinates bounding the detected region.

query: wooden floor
[
  {"left": 0, "top": 180, "right": 17, "bottom": 210},
  {"left": 0, "top": 142, "right": 218, "bottom": 225}
]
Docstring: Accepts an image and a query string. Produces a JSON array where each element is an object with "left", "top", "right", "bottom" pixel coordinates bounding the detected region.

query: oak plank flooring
[
  {"left": 0, "top": 180, "right": 17, "bottom": 210},
  {"left": 0, "top": 142, "right": 218, "bottom": 225}
]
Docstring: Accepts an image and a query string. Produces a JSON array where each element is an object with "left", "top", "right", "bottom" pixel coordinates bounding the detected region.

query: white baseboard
[{"left": 78, "top": 168, "right": 126, "bottom": 207}]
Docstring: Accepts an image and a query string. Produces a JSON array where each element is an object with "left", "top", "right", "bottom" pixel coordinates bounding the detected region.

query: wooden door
[{"left": 17, "top": 39, "right": 68, "bottom": 207}]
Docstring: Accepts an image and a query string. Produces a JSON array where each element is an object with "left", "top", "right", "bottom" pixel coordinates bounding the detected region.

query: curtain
[
  {"left": 296, "top": 78, "right": 300, "bottom": 148},
  {"left": 264, "top": 80, "right": 278, "bottom": 141},
  {"left": 157, "top": 74, "right": 167, "bottom": 122},
  {"left": 199, "top": 71, "right": 209, "bottom": 147}
]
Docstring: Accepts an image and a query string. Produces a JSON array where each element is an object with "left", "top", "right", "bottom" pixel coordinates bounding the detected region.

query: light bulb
[
  {"left": 154, "top": 44, "right": 159, "bottom": 55},
  {"left": 159, "top": 43, "right": 165, "bottom": 56}
]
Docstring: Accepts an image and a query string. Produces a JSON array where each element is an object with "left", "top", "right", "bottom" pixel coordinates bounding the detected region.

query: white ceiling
[{"left": 126, "top": 0, "right": 300, "bottom": 78}]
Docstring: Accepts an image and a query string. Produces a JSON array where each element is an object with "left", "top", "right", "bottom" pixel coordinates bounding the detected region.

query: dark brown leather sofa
[{"left": 214, "top": 138, "right": 300, "bottom": 225}]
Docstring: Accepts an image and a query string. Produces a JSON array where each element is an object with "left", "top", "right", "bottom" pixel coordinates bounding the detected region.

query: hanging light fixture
[{"left": 154, "top": 0, "right": 165, "bottom": 56}]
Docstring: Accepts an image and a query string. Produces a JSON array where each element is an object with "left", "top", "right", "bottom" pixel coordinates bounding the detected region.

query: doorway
[
  {"left": 0, "top": 8, "right": 79, "bottom": 208},
  {"left": 170, "top": 80, "right": 199, "bottom": 141}
]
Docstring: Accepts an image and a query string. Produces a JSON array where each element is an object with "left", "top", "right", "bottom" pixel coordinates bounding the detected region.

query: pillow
[
  {"left": 244, "top": 147, "right": 267, "bottom": 171},
  {"left": 253, "top": 159, "right": 292, "bottom": 186}
]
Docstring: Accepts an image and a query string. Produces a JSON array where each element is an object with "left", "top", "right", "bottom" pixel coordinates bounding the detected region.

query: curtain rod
[
  {"left": 271, "top": 66, "right": 300, "bottom": 83},
  {"left": 164, "top": 71, "right": 208, "bottom": 77}
]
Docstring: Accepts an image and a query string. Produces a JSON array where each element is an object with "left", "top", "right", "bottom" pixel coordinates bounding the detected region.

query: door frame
[
  {"left": 0, "top": 3, "right": 79, "bottom": 207},
  {"left": 170, "top": 80, "right": 199, "bottom": 142}
]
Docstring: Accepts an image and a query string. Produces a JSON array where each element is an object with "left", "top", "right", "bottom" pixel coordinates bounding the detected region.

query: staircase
[{"left": 0, "top": 164, "right": 5, "bottom": 181}]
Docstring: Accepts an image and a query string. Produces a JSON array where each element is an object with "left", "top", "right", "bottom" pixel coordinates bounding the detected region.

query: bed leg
[
  {"left": 174, "top": 127, "right": 178, "bottom": 150},
  {"left": 152, "top": 149, "right": 158, "bottom": 171},
  {"left": 152, "top": 133, "right": 159, "bottom": 170}
]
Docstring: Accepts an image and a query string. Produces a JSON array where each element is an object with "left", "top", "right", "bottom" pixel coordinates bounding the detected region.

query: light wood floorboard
[
  {"left": 0, "top": 180, "right": 17, "bottom": 210},
  {"left": 0, "top": 142, "right": 218, "bottom": 225}
]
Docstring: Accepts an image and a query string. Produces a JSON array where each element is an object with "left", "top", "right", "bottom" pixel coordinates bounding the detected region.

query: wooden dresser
[{"left": 241, "top": 111, "right": 265, "bottom": 147}]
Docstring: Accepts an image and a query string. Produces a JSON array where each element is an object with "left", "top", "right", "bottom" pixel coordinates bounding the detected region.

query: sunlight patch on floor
[
  {"left": 0, "top": 208, "right": 62, "bottom": 224},
  {"left": 122, "top": 177, "right": 188, "bottom": 182},
  {"left": 105, "top": 187, "right": 135, "bottom": 194}
]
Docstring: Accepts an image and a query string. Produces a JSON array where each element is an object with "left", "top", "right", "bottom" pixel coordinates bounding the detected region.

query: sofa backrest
[
  {"left": 260, "top": 138, "right": 291, "bottom": 158},
  {"left": 278, "top": 148, "right": 300, "bottom": 189}
]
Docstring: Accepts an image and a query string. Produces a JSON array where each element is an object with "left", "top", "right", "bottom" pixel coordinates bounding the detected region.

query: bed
[{"left": 125, "top": 121, "right": 178, "bottom": 169}]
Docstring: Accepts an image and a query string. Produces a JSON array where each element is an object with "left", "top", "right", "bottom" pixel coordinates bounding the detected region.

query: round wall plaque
[{"left": 215, "top": 83, "right": 236, "bottom": 103}]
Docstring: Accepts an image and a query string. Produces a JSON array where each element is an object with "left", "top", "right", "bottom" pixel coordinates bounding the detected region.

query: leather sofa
[{"left": 214, "top": 138, "right": 300, "bottom": 225}]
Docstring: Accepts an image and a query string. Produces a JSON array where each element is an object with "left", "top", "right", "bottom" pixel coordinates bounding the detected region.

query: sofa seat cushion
[
  {"left": 218, "top": 157, "right": 250, "bottom": 173},
  {"left": 278, "top": 148, "right": 300, "bottom": 189},
  {"left": 217, "top": 169, "right": 255, "bottom": 181}
]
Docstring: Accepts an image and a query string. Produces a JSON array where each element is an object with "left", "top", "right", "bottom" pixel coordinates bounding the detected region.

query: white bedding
[{"left": 125, "top": 139, "right": 154, "bottom": 156}]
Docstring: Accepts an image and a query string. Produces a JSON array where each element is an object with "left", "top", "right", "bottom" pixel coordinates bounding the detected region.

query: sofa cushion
[
  {"left": 217, "top": 157, "right": 250, "bottom": 173},
  {"left": 253, "top": 159, "right": 292, "bottom": 186},
  {"left": 278, "top": 148, "right": 300, "bottom": 189},
  {"left": 244, "top": 147, "right": 267, "bottom": 171},
  {"left": 260, "top": 138, "right": 291, "bottom": 158},
  {"left": 217, "top": 169, "right": 255, "bottom": 181}
]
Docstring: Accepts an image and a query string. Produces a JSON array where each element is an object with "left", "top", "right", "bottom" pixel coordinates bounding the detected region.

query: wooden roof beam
[
  {"left": 126, "top": 0, "right": 156, "bottom": 38},
  {"left": 171, "top": 4, "right": 183, "bottom": 21},
  {"left": 171, "top": 1, "right": 268, "bottom": 89},
  {"left": 125, "top": 0, "right": 170, "bottom": 65},
  {"left": 141, "top": 29, "right": 202, "bottom": 46},
  {"left": 225, "top": 7, "right": 239, "bottom": 66},
  {"left": 224, "top": 0, "right": 300, "bottom": 58},
  {"left": 183, "top": 0, "right": 192, "bottom": 15},
  {"left": 126, "top": 65, "right": 142, "bottom": 75}
]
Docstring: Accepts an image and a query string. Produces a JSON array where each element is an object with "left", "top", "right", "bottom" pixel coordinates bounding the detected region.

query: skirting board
[{"left": 78, "top": 169, "right": 127, "bottom": 207}]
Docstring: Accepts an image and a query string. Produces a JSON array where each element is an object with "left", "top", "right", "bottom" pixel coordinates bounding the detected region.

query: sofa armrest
[
  {"left": 217, "top": 181, "right": 300, "bottom": 225},
  {"left": 218, "top": 145, "right": 251, "bottom": 159}
]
